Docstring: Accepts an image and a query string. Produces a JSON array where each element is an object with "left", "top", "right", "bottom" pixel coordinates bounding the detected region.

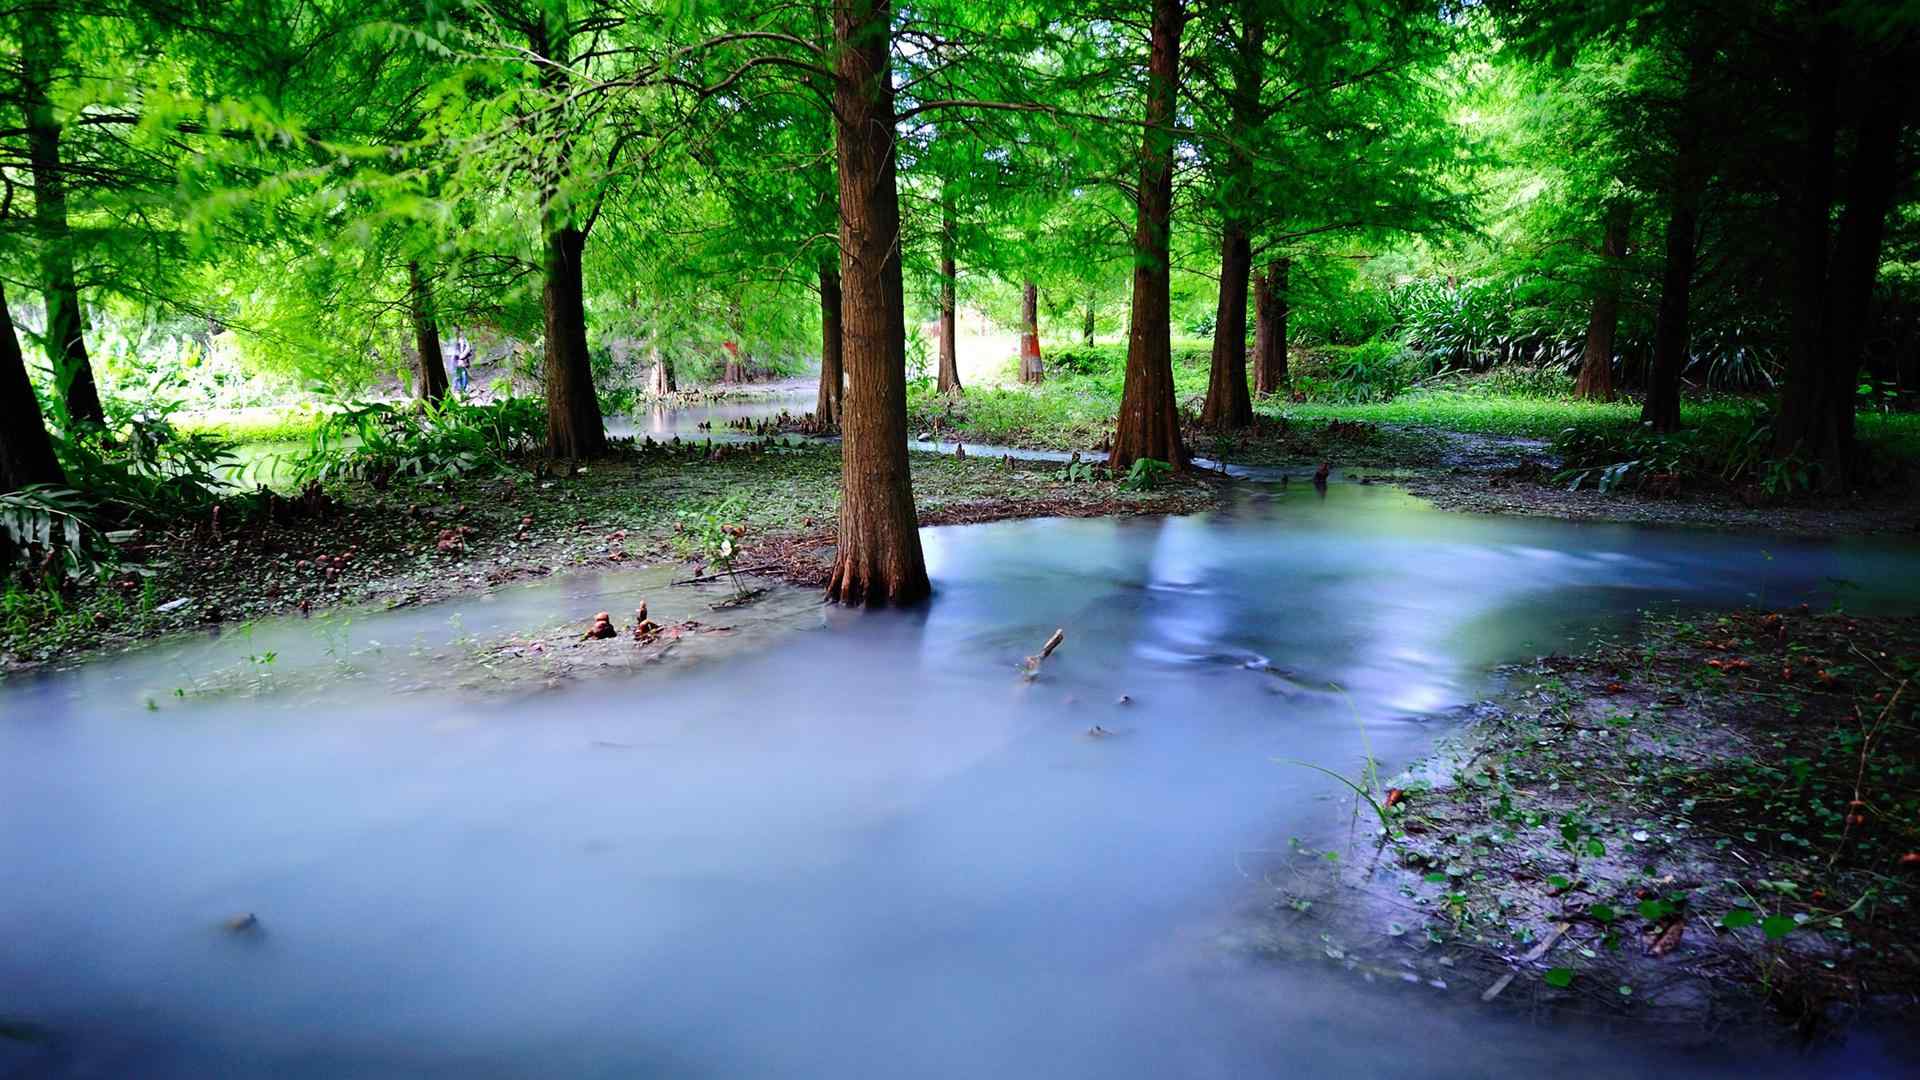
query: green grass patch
[{"left": 176, "top": 406, "right": 331, "bottom": 443}]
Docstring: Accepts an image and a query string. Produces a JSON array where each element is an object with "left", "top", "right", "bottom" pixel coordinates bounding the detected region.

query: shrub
[
  {"left": 5, "top": 395, "right": 244, "bottom": 579},
  {"left": 289, "top": 396, "right": 546, "bottom": 487},
  {"left": 1291, "top": 341, "right": 1427, "bottom": 403},
  {"left": 1122, "top": 458, "right": 1173, "bottom": 491},
  {"left": 1478, "top": 364, "right": 1576, "bottom": 399},
  {"left": 1551, "top": 411, "right": 1824, "bottom": 497}
]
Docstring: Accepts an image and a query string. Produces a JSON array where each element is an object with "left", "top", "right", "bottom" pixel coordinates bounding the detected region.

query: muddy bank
[
  {"left": 1405, "top": 465, "right": 1920, "bottom": 538},
  {"left": 1238, "top": 607, "right": 1920, "bottom": 1040},
  {"left": 2, "top": 441, "right": 1219, "bottom": 673}
]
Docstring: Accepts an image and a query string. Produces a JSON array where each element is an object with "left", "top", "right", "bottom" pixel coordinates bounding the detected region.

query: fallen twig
[
  {"left": 671, "top": 563, "right": 780, "bottom": 586},
  {"left": 1479, "top": 921, "right": 1571, "bottom": 1003},
  {"left": 1021, "top": 628, "right": 1065, "bottom": 678}
]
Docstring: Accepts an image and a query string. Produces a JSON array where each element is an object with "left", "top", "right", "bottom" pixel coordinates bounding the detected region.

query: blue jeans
[{"left": 453, "top": 365, "right": 470, "bottom": 392}]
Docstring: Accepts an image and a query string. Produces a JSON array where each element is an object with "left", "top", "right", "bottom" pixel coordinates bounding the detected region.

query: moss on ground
[{"left": 1247, "top": 608, "right": 1920, "bottom": 1038}]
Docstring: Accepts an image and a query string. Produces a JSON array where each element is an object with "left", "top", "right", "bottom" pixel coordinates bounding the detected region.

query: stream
[{"left": 6, "top": 410, "right": 1920, "bottom": 1076}]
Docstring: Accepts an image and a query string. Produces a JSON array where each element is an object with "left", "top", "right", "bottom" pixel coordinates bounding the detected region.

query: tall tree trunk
[
  {"left": 817, "top": 260, "right": 843, "bottom": 423},
  {"left": 1794, "top": 59, "right": 1905, "bottom": 486},
  {"left": 827, "top": 0, "right": 928, "bottom": 607},
  {"left": 1641, "top": 37, "right": 1712, "bottom": 433},
  {"left": 1199, "top": 1, "right": 1263, "bottom": 430},
  {"left": 1082, "top": 290, "right": 1096, "bottom": 346},
  {"left": 1774, "top": 26, "right": 1839, "bottom": 469},
  {"left": 1200, "top": 223, "right": 1253, "bottom": 428},
  {"left": 1018, "top": 281, "right": 1044, "bottom": 383},
  {"left": 541, "top": 224, "right": 607, "bottom": 458},
  {"left": 529, "top": 17, "right": 605, "bottom": 459},
  {"left": 936, "top": 194, "right": 962, "bottom": 394},
  {"left": 407, "top": 261, "right": 450, "bottom": 403},
  {"left": 1111, "top": 0, "right": 1188, "bottom": 474},
  {"left": 648, "top": 345, "right": 676, "bottom": 397},
  {"left": 1574, "top": 201, "right": 1631, "bottom": 401},
  {"left": 0, "top": 282, "right": 66, "bottom": 492},
  {"left": 1253, "top": 257, "right": 1289, "bottom": 396},
  {"left": 1770, "top": 25, "right": 1908, "bottom": 489},
  {"left": 723, "top": 299, "right": 747, "bottom": 383},
  {"left": 20, "top": 14, "right": 104, "bottom": 427}
]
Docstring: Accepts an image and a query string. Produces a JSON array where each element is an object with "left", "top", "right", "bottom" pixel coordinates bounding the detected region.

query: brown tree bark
[
  {"left": 1574, "top": 201, "right": 1630, "bottom": 402},
  {"left": 817, "top": 259, "right": 843, "bottom": 423},
  {"left": 21, "top": 14, "right": 104, "bottom": 427},
  {"left": 1774, "top": 29, "right": 1839, "bottom": 471},
  {"left": 648, "top": 345, "right": 676, "bottom": 397},
  {"left": 1199, "top": 2, "right": 1262, "bottom": 430},
  {"left": 723, "top": 298, "right": 747, "bottom": 383},
  {"left": 1200, "top": 223, "right": 1253, "bottom": 428},
  {"left": 527, "top": 16, "right": 606, "bottom": 459},
  {"left": 936, "top": 194, "right": 962, "bottom": 394},
  {"left": 1775, "top": 51, "right": 1906, "bottom": 486},
  {"left": 540, "top": 224, "right": 607, "bottom": 458},
  {"left": 1253, "top": 257, "right": 1289, "bottom": 396},
  {"left": 1, "top": 281, "right": 66, "bottom": 492},
  {"left": 1110, "top": 0, "right": 1189, "bottom": 474},
  {"left": 407, "top": 261, "right": 450, "bottom": 403},
  {"left": 1082, "top": 290, "right": 1096, "bottom": 346},
  {"left": 1641, "top": 36, "right": 1713, "bottom": 433},
  {"left": 1017, "top": 281, "right": 1044, "bottom": 383},
  {"left": 826, "top": 0, "right": 928, "bottom": 607}
]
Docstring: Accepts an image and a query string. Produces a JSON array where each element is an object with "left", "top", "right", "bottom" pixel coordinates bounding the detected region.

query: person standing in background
[{"left": 451, "top": 329, "right": 473, "bottom": 393}]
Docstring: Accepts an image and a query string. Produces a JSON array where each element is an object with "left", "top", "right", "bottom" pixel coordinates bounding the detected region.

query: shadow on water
[{"left": 4, "top": 482, "right": 1919, "bottom": 1077}]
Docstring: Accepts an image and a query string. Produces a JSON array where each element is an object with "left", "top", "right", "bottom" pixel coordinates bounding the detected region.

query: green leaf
[
  {"left": 1761, "top": 914, "right": 1797, "bottom": 941},
  {"left": 1543, "top": 967, "right": 1575, "bottom": 988},
  {"left": 1719, "top": 909, "right": 1757, "bottom": 930},
  {"left": 1589, "top": 904, "right": 1617, "bottom": 923}
]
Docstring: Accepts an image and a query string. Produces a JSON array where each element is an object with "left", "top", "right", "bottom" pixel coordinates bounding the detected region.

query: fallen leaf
[{"left": 1645, "top": 917, "right": 1685, "bottom": 957}]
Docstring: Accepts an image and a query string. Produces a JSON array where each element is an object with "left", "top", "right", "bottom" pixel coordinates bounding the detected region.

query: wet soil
[
  {"left": 2, "top": 440, "right": 1217, "bottom": 672},
  {"left": 1237, "top": 608, "right": 1920, "bottom": 1039}
]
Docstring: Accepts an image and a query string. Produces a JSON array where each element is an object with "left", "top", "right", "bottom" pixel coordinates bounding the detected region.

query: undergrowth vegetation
[{"left": 289, "top": 396, "right": 547, "bottom": 488}]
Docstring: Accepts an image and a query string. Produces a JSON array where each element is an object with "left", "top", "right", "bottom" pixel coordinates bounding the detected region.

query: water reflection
[{"left": 3, "top": 482, "right": 1917, "bottom": 1077}]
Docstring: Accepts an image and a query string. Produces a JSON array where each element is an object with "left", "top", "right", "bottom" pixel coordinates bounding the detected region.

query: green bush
[
  {"left": 1551, "top": 411, "right": 1825, "bottom": 496},
  {"left": 1290, "top": 341, "right": 1428, "bottom": 403},
  {"left": 289, "top": 396, "right": 546, "bottom": 487},
  {"left": 4, "top": 394, "right": 245, "bottom": 579},
  {"left": 1476, "top": 364, "right": 1576, "bottom": 399}
]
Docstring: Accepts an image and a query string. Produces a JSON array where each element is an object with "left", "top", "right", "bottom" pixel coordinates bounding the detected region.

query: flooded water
[
  {"left": 607, "top": 388, "right": 816, "bottom": 443},
  {"left": 5, "top": 481, "right": 1919, "bottom": 1077}
]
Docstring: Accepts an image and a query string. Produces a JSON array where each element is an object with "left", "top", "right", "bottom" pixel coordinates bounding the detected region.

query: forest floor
[
  {"left": 1232, "top": 608, "right": 1920, "bottom": 1044},
  {"left": 0, "top": 440, "right": 1217, "bottom": 673},
  {"left": 910, "top": 392, "right": 1920, "bottom": 537},
  {"left": 9, "top": 384, "right": 1917, "bottom": 671}
]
